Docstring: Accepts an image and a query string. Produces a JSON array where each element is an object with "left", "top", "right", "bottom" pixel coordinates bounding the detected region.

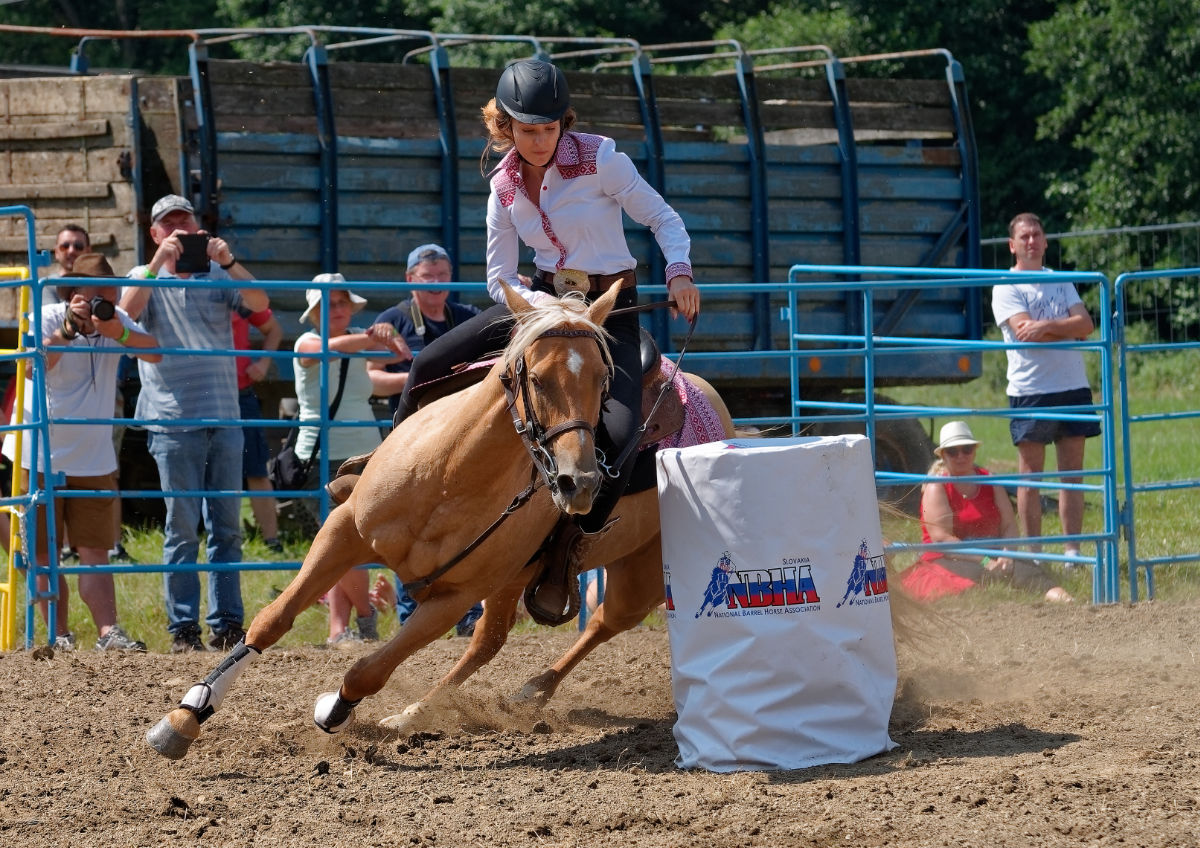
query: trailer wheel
[{"left": 802, "top": 396, "right": 934, "bottom": 515}]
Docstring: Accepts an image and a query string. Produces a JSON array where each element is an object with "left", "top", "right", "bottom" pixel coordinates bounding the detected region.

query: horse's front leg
[
  {"left": 147, "top": 505, "right": 374, "bottom": 759},
  {"left": 313, "top": 586, "right": 482, "bottom": 734},
  {"left": 376, "top": 575, "right": 527, "bottom": 732},
  {"left": 517, "top": 540, "right": 664, "bottom": 705}
]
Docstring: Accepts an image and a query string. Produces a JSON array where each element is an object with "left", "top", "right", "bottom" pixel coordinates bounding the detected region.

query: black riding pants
[{"left": 393, "top": 287, "right": 641, "bottom": 534}]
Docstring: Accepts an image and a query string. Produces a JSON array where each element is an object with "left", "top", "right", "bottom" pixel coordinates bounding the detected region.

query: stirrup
[
  {"left": 524, "top": 517, "right": 618, "bottom": 626},
  {"left": 336, "top": 449, "right": 375, "bottom": 479},
  {"left": 325, "top": 474, "right": 360, "bottom": 508},
  {"left": 324, "top": 449, "right": 376, "bottom": 507}
]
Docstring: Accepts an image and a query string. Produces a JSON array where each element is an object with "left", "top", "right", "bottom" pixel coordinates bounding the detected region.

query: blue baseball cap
[{"left": 406, "top": 243, "right": 450, "bottom": 271}]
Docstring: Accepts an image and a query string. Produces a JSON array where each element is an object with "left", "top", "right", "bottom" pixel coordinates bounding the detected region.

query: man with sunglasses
[
  {"left": 992, "top": 213, "right": 1100, "bottom": 566},
  {"left": 44, "top": 224, "right": 90, "bottom": 277}
]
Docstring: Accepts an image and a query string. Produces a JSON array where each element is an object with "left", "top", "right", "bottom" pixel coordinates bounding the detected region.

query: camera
[{"left": 89, "top": 296, "right": 116, "bottom": 322}]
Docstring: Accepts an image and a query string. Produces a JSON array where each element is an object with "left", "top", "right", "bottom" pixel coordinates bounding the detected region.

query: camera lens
[{"left": 89, "top": 297, "right": 116, "bottom": 322}]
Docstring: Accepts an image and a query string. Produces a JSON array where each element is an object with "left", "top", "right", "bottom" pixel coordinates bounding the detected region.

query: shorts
[
  {"left": 22, "top": 470, "right": 118, "bottom": 556},
  {"left": 1008, "top": 387, "right": 1102, "bottom": 445},
  {"left": 239, "top": 390, "right": 271, "bottom": 478}
]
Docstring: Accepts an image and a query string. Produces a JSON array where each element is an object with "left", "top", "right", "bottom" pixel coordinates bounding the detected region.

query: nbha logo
[
  {"left": 836, "top": 539, "right": 888, "bottom": 608},
  {"left": 693, "top": 551, "right": 821, "bottom": 619}
]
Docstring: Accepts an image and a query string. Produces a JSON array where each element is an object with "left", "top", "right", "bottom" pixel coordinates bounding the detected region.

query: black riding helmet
[{"left": 495, "top": 59, "right": 569, "bottom": 124}]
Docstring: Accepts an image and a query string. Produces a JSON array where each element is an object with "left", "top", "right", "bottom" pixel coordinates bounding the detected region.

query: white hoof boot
[
  {"left": 313, "top": 691, "right": 358, "bottom": 734},
  {"left": 378, "top": 701, "right": 426, "bottom": 733}
]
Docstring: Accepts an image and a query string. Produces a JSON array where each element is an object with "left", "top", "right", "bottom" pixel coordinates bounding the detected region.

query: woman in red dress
[{"left": 901, "top": 421, "right": 1071, "bottom": 603}]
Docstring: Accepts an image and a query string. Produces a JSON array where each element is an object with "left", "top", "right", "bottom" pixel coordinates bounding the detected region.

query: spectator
[
  {"left": 233, "top": 303, "right": 283, "bottom": 553},
  {"left": 900, "top": 421, "right": 1071, "bottom": 603},
  {"left": 294, "top": 275, "right": 407, "bottom": 645},
  {"left": 43, "top": 224, "right": 90, "bottom": 277},
  {"left": 367, "top": 243, "right": 480, "bottom": 415},
  {"left": 3, "top": 253, "right": 161, "bottom": 650},
  {"left": 120, "top": 194, "right": 269, "bottom": 653},
  {"left": 992, "top": 213, "right": 1101, "bottom": 564},
  {"left": 367, "top": 243, "right": 484, "bottom": 637}
]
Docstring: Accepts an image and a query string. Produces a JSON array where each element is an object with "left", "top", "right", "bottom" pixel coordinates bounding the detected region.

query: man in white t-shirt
[
  {"left": 991, "top": 213, "right": 1101, "bottom": 561},
  {"left": 4, "top": 253, "right": 161, "bottom": 650}
]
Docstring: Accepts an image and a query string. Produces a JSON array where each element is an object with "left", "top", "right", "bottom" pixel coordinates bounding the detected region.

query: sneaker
[
  {"left": 208, "top": 624, "right": 246, "bottom": 651},
  {"left": 264, "top": 538, "right": 284, "bottom": 554},
  {"left": 95, "top": 625, "right": 147, "bottom": 652},
  {"left": 356, "top": 608, "right": 379, "bottom": 641},
  {"left": 54, "top": 632, "right": 76, "bottom": 651},
  {"left": 171, "top": 624, "right": 206, "bottom": 654},
  {"left": 108, "top": 543, "right": 134, "bottom": 562},
  {"left": 326, "top": 629, "right": 362, "bottom": 648}
]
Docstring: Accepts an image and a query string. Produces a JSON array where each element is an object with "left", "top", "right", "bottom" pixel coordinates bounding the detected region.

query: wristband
[
  {"left": 219, "top": 256, "right": 237, "bottom": 270},
  {"left": 117, "top": 326, "right": 131, "bottom": 345},
  {"left": 136, "top": 267, "right": 156, "bottom": 280}
]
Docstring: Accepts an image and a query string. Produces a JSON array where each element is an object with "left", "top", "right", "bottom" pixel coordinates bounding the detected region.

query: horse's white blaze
[{"left": 566, "top": 349, "right": 584, "bottom": 376}]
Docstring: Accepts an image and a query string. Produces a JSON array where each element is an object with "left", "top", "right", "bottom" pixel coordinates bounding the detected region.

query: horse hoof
[
  {"left": 146, "top": 708, "right": 201, "bottom": 760},
  {"left": 313, "top": 691, "right": 357, "bottom": 734},
  {"left": 379, "top": 702, "right": 425, "bottom": 733},
  {"left": 512, "top": 672, "right": 555, "bottom": 705}
]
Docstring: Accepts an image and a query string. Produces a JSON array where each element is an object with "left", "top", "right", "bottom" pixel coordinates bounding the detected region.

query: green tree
[
  {"left": 1028, "top": 0, "right": 1200, "bottom": 229},
  {"left": 0, "top": 0, "right": 222, "bottom": 73}
]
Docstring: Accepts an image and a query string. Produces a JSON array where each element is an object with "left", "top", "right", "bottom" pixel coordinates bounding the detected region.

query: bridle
[
  {"left": 499, "top": 326, "right": 611, "bottom": 496},
  {"left": 402, "top": 326, "right": 609, "bottom": 596}
]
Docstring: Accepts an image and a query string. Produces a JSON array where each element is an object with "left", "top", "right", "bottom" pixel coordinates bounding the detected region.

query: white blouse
[{"left": 485, "top": 131, "right": 693, "bottom": 306}]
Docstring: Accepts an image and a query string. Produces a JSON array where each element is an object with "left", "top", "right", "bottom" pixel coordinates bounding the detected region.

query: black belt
[{"left": 532, "top": 269, "right": 637, "bottom": 293}]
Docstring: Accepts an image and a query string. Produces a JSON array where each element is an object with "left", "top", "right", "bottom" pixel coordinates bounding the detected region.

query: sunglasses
[
  {"left": 58, "top": 241, "right": 87, "bottom": 251},
  {"left": 942, "top": 445, "right": 976, "bottom": 458}
]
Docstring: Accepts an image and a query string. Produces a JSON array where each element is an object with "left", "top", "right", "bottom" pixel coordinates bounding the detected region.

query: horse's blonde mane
[{"left": 500, "top": 292, "right": 614, "bottom": 373}]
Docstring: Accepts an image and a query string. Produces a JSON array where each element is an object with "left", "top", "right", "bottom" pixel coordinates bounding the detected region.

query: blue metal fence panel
[
  {"left": 785, "top": 265, "right": 1121, "bottom": 604},
  {"left": 1114, "top": 267, "right": 1200, "bottom": 601}
]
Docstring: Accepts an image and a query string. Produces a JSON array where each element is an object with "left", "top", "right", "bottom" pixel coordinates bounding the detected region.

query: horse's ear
[
  {"left": 499, "top": 281, "right": 535, "bottom": 316},
  {"left": 586, "top": 279, "right": 623, "bottom": 326}
]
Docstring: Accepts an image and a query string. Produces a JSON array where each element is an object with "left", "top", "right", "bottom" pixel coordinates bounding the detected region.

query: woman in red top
[{"left": 901, "top": 421, "right": 1071, "bottom": 602}]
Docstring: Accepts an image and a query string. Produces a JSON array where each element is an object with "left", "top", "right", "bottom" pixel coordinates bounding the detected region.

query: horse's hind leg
[
  {"left": 517, "top": 540, "right": 665, "bottom": 705},
  {"left": 147, "top": 505, "right": 374, "bottom": 759},
  {"left": 376, "top": 576, "right": 527, "bottom": 732}
]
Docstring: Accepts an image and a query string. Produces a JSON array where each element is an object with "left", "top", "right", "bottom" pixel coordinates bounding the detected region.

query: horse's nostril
[{"left": 556, "top": 475, "right": 577, "bottom": 496}]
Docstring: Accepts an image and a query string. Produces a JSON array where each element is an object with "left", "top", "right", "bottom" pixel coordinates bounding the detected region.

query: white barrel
[{"left": 657, "top": 435, "right": 897, "bottom": 772}]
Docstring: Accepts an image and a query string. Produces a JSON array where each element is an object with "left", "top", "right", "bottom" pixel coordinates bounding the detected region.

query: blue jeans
[
  {"left": 148, "top": 427, "right": 245, "bottom": 635},
  {"left": 394, "top": 577, "right": 483, "bottom": 637}
]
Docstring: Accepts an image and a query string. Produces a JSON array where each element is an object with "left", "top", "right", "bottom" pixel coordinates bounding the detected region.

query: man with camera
[
  {"left": 4, "top": 253, "right": 160, "bottom": 651},
  {"left": 120, "top": 194, "right": 270, "bottom": 654}
]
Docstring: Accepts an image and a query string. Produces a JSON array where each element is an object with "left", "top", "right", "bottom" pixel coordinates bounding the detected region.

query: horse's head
[{"left": 499, "top": 281, "right": 622, "bottom": 515}]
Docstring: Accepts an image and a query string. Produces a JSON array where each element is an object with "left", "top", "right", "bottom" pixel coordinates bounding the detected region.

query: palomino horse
[{"left": 146, "top": 280, "right": 732, "bottom": 758}]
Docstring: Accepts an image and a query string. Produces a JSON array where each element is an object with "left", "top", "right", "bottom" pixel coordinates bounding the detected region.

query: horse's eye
[{"left": 529, "top": 374, "right": 545, "bottom": 393}]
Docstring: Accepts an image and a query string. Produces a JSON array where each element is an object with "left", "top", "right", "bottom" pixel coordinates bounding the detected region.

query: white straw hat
[
  {"left": 934, "top": 421, "right": 980, "bottom": 457},
  {"left": 300, "top": 274, "right": 367, "bottom": 324}
]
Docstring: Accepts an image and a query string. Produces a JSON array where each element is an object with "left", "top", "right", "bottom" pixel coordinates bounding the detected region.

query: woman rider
[{"left": 382, "top": 59, "right": 701, "bottom": 622}]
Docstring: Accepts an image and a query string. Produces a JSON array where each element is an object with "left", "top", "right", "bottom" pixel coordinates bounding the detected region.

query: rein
[{"left": 401, "top": 302, "right": 694, "bottom": 598}]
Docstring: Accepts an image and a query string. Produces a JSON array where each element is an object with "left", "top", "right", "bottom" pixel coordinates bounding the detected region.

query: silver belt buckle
[{"left": 552, "top": 269, "right": 590, "bottom": 296}]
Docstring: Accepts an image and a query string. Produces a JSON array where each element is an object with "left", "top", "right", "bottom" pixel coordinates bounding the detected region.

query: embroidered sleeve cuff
[{"left": 664, "top": 263, "right": 693, "bottom": 288}]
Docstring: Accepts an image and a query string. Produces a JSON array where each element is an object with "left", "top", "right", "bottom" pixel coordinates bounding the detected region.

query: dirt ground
[{"left": 1, "top": 598, "right": 1198, "bottom": 848}]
